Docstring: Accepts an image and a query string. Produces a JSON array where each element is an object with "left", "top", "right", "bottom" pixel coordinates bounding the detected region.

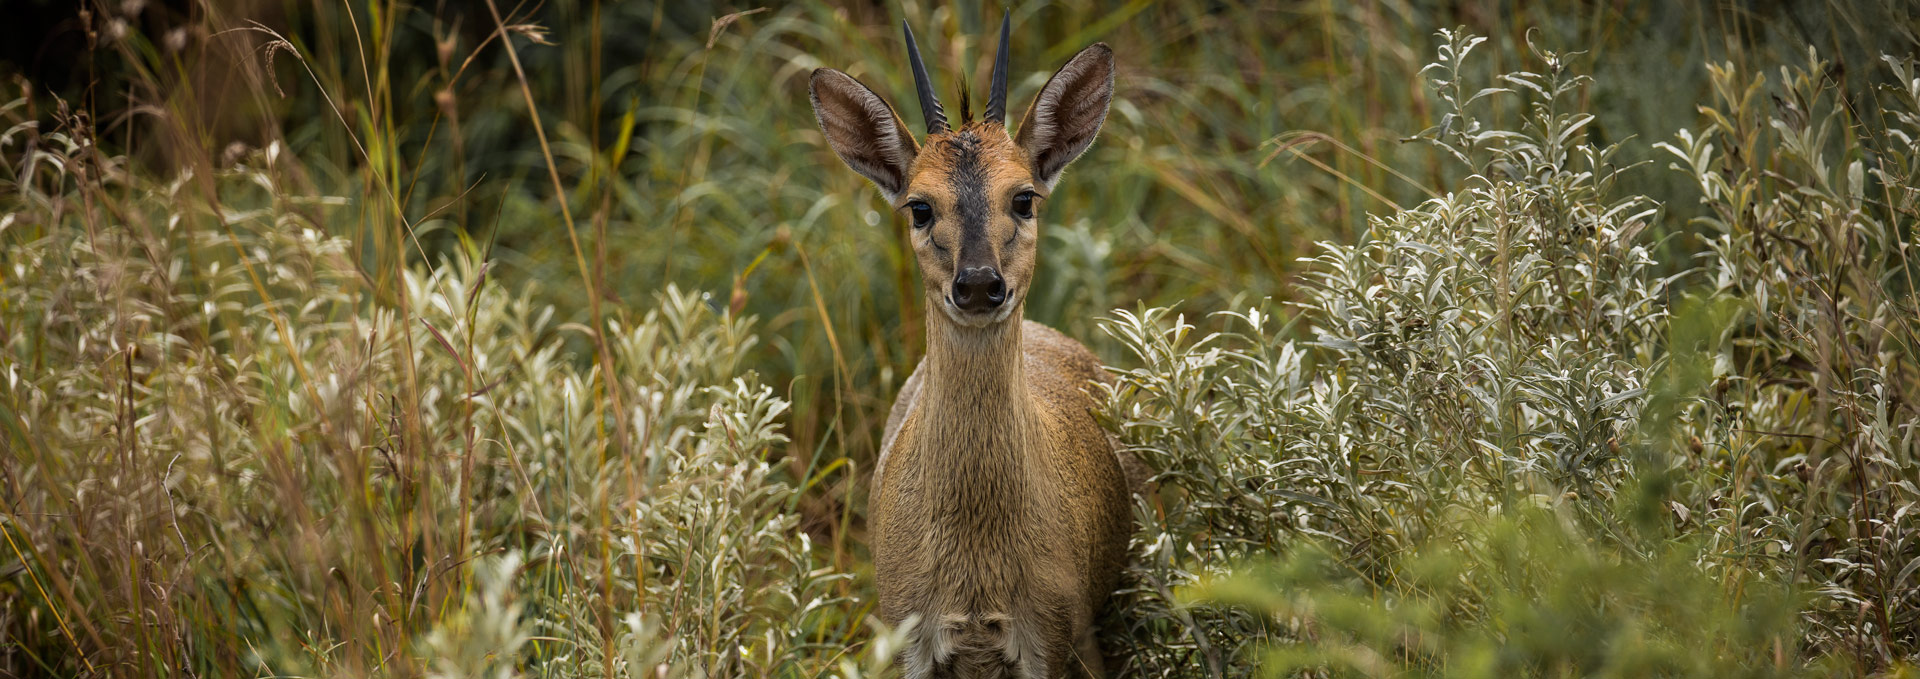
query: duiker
[{"left": 809, "top": 15, "right": 1135, "bottom": 679}]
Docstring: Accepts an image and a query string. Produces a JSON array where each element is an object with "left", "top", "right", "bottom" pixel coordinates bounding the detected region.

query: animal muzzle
[{"left": 951, "top": 267, "right": 1007, "bottom": 312}]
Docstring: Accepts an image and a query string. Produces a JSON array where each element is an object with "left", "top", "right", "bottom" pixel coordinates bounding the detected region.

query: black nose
[{"left": 951, "top": 267, "right": 1007, "bottom": 312}]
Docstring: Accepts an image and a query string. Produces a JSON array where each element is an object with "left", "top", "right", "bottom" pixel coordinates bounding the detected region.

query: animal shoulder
[{"left": 1019, "top": 320, "right": 1112, "bottom": 396}]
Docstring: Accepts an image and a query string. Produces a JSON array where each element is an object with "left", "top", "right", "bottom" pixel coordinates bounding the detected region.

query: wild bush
[
  {"left": 1656, "top": 49, "right": 1920, "bottom": 664},
  {"left": 0, "top": 99, "right": 892, "bottom": 676},
  {"left": 1101, "top": 30, "right": 1919, "bottom": 677}
]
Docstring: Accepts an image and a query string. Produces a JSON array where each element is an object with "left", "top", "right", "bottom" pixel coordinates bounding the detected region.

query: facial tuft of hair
[{"left": 957, "top": 83, "right": 974, "bottom": 124}]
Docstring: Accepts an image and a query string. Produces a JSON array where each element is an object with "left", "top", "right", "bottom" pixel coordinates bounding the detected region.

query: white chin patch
[{"left": 942, "top": 293, "right": 1020, "bottom": 328}]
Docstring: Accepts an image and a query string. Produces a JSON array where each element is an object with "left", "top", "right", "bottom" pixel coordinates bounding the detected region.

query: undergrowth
[
  {"left": 1102, "top": 30, "right": 1919, "bottom": 678},
  {"left": 0, "top": 107, "right": 897, "bottom": 676}
]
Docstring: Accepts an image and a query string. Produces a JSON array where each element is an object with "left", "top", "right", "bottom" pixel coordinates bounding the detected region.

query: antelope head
[{"left": 810, "top": 16, "right": 1114, "bottom": 329}]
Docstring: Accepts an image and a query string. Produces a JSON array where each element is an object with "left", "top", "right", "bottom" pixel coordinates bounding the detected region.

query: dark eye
[
  {"left": 1011, "top": 192, "right": 1037, "bottom": 220},
  {"left": 908, "top": 201, "right": 933, "bottom": 229}
]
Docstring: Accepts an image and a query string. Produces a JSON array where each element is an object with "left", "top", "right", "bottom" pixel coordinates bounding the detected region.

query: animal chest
[
  {"left": 873, "top": 445, "right": 1083, "bottom": 676},
  {"left": 892, "top": 518, "right": 1082, "bottom": 677}
]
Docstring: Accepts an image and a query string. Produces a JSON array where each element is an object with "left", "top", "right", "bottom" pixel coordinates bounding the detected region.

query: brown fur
[
  {"left": 811, "top": 42, "right": 1124, "bottom": 679},
  {"left": 874, "top": 316, "right": 1131, "bottom": 678}
]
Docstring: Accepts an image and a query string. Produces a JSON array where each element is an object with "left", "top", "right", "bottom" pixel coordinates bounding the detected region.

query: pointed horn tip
[
  {"left": 901, "top": 19, "right": 947, "bottom": 134},
  {"left": 995, "top": 14, "right": 1012, "bottom": 62},
  {"left": 985, "top": 13, "right": 1013, "bottom": 124}
]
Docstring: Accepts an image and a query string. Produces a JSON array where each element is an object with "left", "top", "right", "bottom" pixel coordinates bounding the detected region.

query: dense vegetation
[{"left": 2, "top": 1, "right": 1916, "bottom": 677}]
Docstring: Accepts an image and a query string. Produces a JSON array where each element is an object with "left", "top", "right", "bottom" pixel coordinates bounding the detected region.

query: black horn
[
  {"left": 984, "top": 13, "right": 1011, "bottom": 124},
  {"left": 902, "top": 20, "right": 947, "bottom": 135}
]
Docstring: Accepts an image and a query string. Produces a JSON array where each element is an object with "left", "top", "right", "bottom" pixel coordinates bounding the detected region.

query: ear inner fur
[
  {"left": 809, "top": 68, "right": 920, "bottom": 201},
  {"left": 1015, "top": 43, "right": 1114, "bottom": 190}
]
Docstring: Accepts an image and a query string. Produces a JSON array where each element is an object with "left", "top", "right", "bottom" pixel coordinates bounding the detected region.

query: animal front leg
[{"left": 1068, "top": 623, "right": 1105, "bottom": 679}]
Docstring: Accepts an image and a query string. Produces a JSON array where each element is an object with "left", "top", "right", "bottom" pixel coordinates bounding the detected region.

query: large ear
[
  {"left": 810, "top": 68, "right": 920, "bottom": 202},
  {"left": 1015, "top": 43, "right": 1114, "bottom": 190}
]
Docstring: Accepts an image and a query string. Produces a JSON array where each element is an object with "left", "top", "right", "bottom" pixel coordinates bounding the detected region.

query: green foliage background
[{"left": 1, "top": 0, "right": 1917, "bottom": 677}]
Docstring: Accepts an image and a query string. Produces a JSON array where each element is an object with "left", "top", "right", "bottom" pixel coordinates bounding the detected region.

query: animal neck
[{"left": 912, "top": 302, "right": 1044, "bottom": 511}]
